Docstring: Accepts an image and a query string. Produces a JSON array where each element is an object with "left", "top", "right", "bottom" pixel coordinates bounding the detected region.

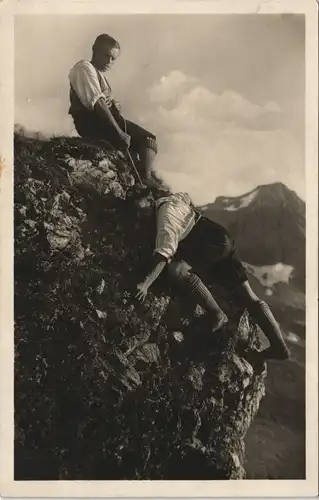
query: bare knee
[{"left": 167, "top": 260, "right": 192, "bottom": 283}]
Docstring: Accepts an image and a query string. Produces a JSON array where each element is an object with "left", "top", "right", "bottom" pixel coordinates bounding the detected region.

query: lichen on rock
[{"left": 14, "top": 134, "right": 266, "bottom": 480}]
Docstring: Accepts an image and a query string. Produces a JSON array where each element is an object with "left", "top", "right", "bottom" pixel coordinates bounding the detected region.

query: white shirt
[
  {"left": 69, "top": 60, "right": 113, "bottom": 111},
  {"left": 154, "top": 193, "right": 197, "bottom": 261}
]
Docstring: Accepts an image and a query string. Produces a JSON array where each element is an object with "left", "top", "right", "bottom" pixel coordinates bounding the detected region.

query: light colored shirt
[
  {"left": 154, "top": 192, "right": 197, "bottom": 261},
  {"left": 69, "top": 60, "right": 113, "bottom": 111}
]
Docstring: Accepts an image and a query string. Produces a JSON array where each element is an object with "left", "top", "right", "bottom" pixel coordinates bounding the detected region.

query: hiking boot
[{"left": 261, "top": 344, "right": 291, "bottom": 361}]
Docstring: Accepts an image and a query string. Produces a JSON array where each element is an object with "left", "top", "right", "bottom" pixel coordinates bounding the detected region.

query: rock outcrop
[{"left": 14, "top": 134, "right": 266, "bottom": 480}]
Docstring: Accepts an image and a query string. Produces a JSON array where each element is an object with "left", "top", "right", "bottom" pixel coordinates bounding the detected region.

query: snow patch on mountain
[
  {"left": 224, "top": 190, "right": 258, "bottom": 211},
  {"left": 285, "top": 332, "right": 302, "bottom": 345},
  {"left": 244, "top": 262, "right": 294, "bottom": 289}
]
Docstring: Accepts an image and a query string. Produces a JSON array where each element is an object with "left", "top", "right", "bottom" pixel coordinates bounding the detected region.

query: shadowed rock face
[{"left": 14, "top": 134, "right": 266, "bottom": 480}]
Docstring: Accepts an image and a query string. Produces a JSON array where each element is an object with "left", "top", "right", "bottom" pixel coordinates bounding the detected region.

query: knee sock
[
  {"left": 138, "top": 142, "right": 156, "bottom": 177},
  {"left": 249, "top": 300, "right": 290, "bottom": 359},
  {"left": 180, "top": 272, "right": 224, "bottom": 319}
]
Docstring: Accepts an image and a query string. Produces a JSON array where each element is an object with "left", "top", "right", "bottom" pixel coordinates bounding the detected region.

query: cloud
[
  {"left": 148, "top": 70, "right": 195, "bottom": 105},
  {"left": 148, "top": 71, "right": 281, "bottom": 125},
  {"left": 142, "top": 71, "right": 304, "bottom": 204},
  {"left": 15, "top": 97, "right": 76, "bottom": 138}
]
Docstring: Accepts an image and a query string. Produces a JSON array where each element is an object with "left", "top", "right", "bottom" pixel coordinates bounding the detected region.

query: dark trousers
[
  {"left": 175, "top": 217, "right": 248, "bottom": 289},
  {"left": 70, "top": 109, "right": 158, "bottom": 181},
  {"left": 71, "top": 110, "right": 157, "bottom": 156}
]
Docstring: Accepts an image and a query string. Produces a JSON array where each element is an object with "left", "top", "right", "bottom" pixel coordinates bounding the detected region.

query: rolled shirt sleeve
[
  {"left": 154, "top": 193, "right": 196, "bottom": 261},
  {"left": 69, "top": 60, "right": 113, "bottom": 111}
]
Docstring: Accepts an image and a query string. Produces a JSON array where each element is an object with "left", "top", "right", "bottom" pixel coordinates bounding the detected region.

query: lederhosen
[{"left": 175, "top": 216, "right": 248, "bottom": 289}]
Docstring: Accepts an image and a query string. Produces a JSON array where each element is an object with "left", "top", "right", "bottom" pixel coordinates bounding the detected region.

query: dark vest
[{"left": 68, "top": 66, "right": 116, "bottom": 118}]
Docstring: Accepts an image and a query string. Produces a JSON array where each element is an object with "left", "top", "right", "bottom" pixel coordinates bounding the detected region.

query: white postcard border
[{"left": 0, "top": 0, "right": 317, "bottom": 497}]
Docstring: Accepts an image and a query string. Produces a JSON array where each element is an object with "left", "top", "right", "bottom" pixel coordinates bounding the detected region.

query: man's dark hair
[
  {"left": 93, "top": 33, "right": 120, "bottom": 52},
  {"left": 126, "top": 184, "right": 152, "bottom": 202}
]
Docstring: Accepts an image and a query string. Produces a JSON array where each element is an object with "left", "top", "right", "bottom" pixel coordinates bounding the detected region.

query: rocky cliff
[{"left": 14, "top": 134, "right": 266, "bottom": 480}]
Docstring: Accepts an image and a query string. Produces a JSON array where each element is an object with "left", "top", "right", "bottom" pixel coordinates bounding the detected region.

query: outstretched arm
[
  {"left": 135, "top": 193, "right": 196, "bottom": 303},
  {"left": 135, "top": 253, "right": 167, "bottom": 303}
]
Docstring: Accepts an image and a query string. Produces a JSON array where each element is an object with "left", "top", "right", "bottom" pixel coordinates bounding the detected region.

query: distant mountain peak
[
  {"left": 254, "top": 182, "right": 300, "bottom": 202},
  {"left": 208, "top": 182, "right": 304, "bottom": 213}
]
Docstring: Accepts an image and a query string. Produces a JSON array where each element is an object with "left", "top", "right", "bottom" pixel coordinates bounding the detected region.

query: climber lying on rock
[
  {"left": 134, "top": 191, "right": 291, "bottom": 362},
  {"left": 68, "top": 33, "right": 161, "bottom": 189}
]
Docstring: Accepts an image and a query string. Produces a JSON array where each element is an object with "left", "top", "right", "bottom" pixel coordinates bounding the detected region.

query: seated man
[
  {"left": 68, "top": 33, "right": 160, "bottom": 188},
  {"left": 135, "top": 191, "right": 291, "bottom": 362}
]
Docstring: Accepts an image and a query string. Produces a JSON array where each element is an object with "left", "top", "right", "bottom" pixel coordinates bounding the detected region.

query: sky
[{"left": 14, "top": 14, "right": 305, "bottom": 204}]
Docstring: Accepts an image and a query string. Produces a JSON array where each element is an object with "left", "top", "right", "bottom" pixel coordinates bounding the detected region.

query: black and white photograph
[{"left": 0, "top": 0, "right": 318, "bottom": 497}]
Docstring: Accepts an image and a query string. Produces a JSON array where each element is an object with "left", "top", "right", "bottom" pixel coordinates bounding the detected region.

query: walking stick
[
  {"left": 125, "top": 148, "right": 146, "bottom": 188},
  {"left": 120, "top": 116, "right": 146, "bottom": 188}
]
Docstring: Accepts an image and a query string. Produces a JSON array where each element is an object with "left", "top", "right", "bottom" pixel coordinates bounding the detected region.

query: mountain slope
[
  {"left": 203, "top": 183, "right": 305, "bottom": 291},
  {"left": 14, "top": 134, "right": 267, "bottom": 480}
]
